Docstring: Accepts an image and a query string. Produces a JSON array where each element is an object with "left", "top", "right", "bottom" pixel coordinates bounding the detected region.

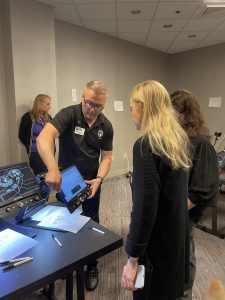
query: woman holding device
[{"left": 121, "top": 80, "right": 191, "bottom": 299}]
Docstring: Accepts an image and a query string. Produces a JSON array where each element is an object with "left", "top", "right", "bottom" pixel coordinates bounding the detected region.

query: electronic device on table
[
  {"left": 0, "top": 162, "right": 49, "bottom": 223},
  {"left": 56, "top": 165, "right": 91, "bottom": 213}
]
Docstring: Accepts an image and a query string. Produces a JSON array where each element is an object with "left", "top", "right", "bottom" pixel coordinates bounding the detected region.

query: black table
[{"left": 0, "top": 219, "right": 123, "bottom": 300}]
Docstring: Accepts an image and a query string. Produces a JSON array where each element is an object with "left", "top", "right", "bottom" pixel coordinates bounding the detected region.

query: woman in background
[
  {"left": 171, "top": 89, "right": 219, "bottom": 300},
  {"left": 19, "top": 94, "right": 52, "bottom": 175},
  {"left": 121, "top": 80, "right": 191, "bottom": 300}
]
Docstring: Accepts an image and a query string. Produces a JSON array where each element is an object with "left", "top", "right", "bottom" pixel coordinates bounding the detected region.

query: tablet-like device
[{"left": 56, "top": 165, "right": 91, "bottom": 213}]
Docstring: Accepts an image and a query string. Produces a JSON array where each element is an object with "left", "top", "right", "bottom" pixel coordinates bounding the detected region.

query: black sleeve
[
  {"left": 101, "top": 123, "right": 113, "bottom": 151},
  {"left": 125, "top": 139, "right": 160, "bottom": 258},
  {"left": 189, "top": 139, "right": 219, "bottom": 206},
  {"left": 18, "top": 113, "right": 31, "bottom": 146},
  {"left": 50, "top": 107, "right": 74, "bottom": 135}
]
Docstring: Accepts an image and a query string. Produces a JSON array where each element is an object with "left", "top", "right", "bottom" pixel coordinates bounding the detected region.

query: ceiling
[{"left": 37, "top": 0, "right": 225, "bottom": 54}]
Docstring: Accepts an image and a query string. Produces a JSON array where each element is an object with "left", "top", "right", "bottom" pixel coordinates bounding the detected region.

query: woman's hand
[{"left": 121, "top": 258, "right": 138, "bottom": 291}]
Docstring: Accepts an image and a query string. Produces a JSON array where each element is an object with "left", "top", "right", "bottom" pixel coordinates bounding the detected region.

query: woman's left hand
[{"left": 121, "top": 259, "right": 138, "bottom": 291}]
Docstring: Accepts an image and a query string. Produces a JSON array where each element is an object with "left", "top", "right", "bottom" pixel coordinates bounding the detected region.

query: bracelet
[{"left": 96, "top": 176, "right": 104, "bottom": 183}]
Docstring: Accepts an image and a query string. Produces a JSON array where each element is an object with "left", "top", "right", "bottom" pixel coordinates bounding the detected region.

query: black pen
[
  {"left": 3, "top": 257, "right": 33, "bottom": 271},
  {"left": 52, "top": 234, "right": 62, "bottom": 247}
]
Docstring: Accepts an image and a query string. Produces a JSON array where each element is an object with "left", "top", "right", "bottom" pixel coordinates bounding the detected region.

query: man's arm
[
  {"left": 86, "top": 150, "right": 112, "bottom": 198},
  {"left": 36, "top": 123, "right": 61, "bottom": 191}
]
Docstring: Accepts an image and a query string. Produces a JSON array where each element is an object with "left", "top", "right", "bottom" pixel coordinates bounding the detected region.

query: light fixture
[
  {"left": 188, "top": 34, "right": 196, "bottom": 38},
  {"left": 131, "top": 9, "right": 141, "bottom": 15},
  {"left": 163, "top": 24, "right": 173, "bottom": 28},
  {"left": 204, "top": 0, "right": 225, "bottom": 7}
]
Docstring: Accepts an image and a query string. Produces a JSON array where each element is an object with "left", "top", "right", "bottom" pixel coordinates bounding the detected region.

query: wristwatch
[{"left": 96, "top": 175, "right": 104, "bottom": 183}]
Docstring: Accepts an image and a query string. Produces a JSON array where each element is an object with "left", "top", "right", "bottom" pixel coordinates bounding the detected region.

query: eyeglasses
[{"left": 84, "top": 99, "right": 104, "bottom": 111}]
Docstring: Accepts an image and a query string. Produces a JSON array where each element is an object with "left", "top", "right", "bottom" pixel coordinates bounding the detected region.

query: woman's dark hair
[{"left": 170, "top": 89, "right": 211, "bottom": 138}]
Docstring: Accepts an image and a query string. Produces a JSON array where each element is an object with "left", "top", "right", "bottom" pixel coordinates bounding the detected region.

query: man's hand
[
  {"left": 121, "top": 258, "right": 138, "bottom": 291},
  {"left": 85, "top": 178, "right": 102, "bottom": 198},
  {"left": 45, "top": 168, "right": 62, "bottom": 192}
]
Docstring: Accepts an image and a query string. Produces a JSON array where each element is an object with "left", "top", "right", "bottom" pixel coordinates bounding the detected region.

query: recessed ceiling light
[
  {"left": 131, "top": 9, "right": 141, "bottom": 15},
  {"left": 188, "top": 34, "right": 196, "bottom": 38},
  {"left": 163, "top": 24, "right": 173, "bottom": 28},
  {"left": 175, "top": 10, "right": 181, "bottom": 14}
]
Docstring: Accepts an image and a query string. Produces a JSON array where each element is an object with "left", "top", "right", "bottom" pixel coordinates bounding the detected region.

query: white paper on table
[
  {"left": 0, "top": 228, "right": 38, "bottom": 262},
  {"left": 31, "top": 205, "right": 82, "bottom": 221},
  {"left": 38, "top": 213, "right": 90, "bottom": 233}
]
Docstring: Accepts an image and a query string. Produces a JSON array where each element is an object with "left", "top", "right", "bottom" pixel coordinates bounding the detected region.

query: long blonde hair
[
  {"left": 131, "top": 80, "right": 191, "bottom": 169},
  {"left": 31, "top": 94, "right": 51, "bottom": 122}
]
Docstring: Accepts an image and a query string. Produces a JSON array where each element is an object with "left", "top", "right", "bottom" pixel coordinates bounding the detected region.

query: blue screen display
[{"left": 61, "top": 166, "right": 87, "bottom": 203}]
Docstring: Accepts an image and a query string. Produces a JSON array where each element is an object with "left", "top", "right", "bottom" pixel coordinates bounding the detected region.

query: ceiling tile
[
  {"left": 38, "top": 0, "right": 72, "bottom": 4},
  {"left": 175, "top": 30, "right": 210, "bottom": 41},
  {"left": 118, "top": 32, "right": 147, "bottom": 45},
  {"left": 183, "top": 18, "right": 222, "bottom": 31},
  {"left": 118, "top": 20, "right": 151, "bottom": 33},
  {"left": 168, "top": 40, "right": 198, "bottom": 53},
  {"left": 117, "top": 2, "right": 157, "bottom": 20},
  {"left": 151, "top": 19, "right": 187, "bottom": 31},
  {"left": 217, "top": 20, "right": 225, "bottom": 29},
  {"left": 83, "top": 20, "right": 116, "bottom": 34},
  {"left": 76, "top": 3, "right": 115, "bottom": 20},
  {"left": 146, "top": 40, "right": 171, "bottom": 52},
  {"left": 204, "top": 30, "right": 225, "bottom": 40},
  {"left": 148, "top": 31, "right": 178, "bottom": 41},
  {"left": 54, "top": 4, "right": 80, "bottom": 20},
  {"left": 155, "top": 2, "right": 201, "bottom": 19},
  {"left": 196, "top": 40, "right": 225, "bottom": 48}
]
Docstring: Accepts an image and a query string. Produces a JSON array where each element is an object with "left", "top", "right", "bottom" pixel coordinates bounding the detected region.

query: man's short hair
[{"left": 84, "top": 80, "right": 107, "bottom": 96}]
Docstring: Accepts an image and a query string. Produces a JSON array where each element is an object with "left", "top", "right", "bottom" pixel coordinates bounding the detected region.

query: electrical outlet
[{"left": 124, "top": 153, "right": 128, "bottom": 159}]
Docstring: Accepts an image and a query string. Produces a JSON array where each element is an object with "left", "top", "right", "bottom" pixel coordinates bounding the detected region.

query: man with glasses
[{"left": 37, "top": 80, "right": 113, "bottom": 291}]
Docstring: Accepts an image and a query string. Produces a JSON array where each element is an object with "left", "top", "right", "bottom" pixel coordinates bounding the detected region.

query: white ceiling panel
[
  {"left": 183, "top": 18, "right": 223, "bottom": 31},
  {"left": 54, "top": 4, "right": 80, "bottom": 20},
  {"left": 117, "top": 2, "right": 157, "bottom": 20},
  {"left": 36, "top": 0, "right": 225, "bottom": 54},
  {"left": 151, "top": 19, "right": 187, "bottom": 31},
  {"left": 84, "top": 20, "right": 116, "bottom": 34},
  {"left": 155, "top": 2, "right": 201, "bottom": 20},
  {"left": 205, "top": 30, "right": 225, "bottom": 40},
  {"left": 175, "top": 30, "right": 209, "bottom": 40},
  {"left": 118, "top": 20, "right": 151, "bottom": 33},
  {"left": 118, "top": 32, "right": 147, "bottom": 45},
  {"left": 148, "top": 31, "right": 178, "bottom": 41},
  {"left": 197, "top": 40, "right": 225, "bottom": 48},
  {"left": 76, "top": 3, "right": 115, "bottom": 20}
]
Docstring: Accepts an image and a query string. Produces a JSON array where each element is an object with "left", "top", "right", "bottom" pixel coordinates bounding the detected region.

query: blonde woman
[
  {"left": 121, "top": 80, "right": 191, "bottom": 300},
  {"left": 18, "top": 94, "right": 52, "bottom": 175}
]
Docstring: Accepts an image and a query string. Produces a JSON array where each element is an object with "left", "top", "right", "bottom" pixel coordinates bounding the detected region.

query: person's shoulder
[
  {"left": 99, "top": 113, "right": 113, "bottom": 128},
  {"left": 191, "top": 135, "right": 212, "bottom": 148},
  {"left": 21, "top": 111, "right": 32, "bottom": 121}
]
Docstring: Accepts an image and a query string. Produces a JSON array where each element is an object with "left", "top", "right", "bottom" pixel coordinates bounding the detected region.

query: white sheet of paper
[
  {"left": 0, "top": 228, "right": 38, "bottom": 262},
  {"left": 31, "top": 205, "right": 82, "bottom": 221},
  {"left": 114, "top": 101, "right": 124, "bottom": 111},
  {"left": 38, "top": 213, "right": 90, "bottom": 233},
  {"left": 209, "top": 97, "right": 222, "bottom": 107}
]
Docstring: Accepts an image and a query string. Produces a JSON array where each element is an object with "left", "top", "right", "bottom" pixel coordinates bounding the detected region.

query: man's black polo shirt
[{"left": 51, "top": 104, "right": 113, "bottom": 179}]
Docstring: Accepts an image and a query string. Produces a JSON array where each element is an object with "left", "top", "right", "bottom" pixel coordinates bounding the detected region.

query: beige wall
[
  {"left": 169, "top": 43, "right": 225, "bottom": 137},
  {"left": 55, "top": 21, "right": 169, "bottom": 176}
]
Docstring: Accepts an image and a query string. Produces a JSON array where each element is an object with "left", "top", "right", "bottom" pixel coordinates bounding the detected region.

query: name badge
[{"left": 74, "top": 126, "right": 85, "bottom": 135}]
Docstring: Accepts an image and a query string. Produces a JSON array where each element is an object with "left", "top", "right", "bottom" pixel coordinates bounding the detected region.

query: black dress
[{"left": 125, "top": 137, "right": 189, "bottom": 300}]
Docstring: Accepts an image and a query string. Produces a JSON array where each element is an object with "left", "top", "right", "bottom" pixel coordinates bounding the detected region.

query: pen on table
[
  {"left": 91, "top": 227, "right": 105, "bottom": 234},
  {"left": 0, "top": 257, "right": 31, "bottom": 265},
  {"left": 3, "top": 257, "right": 33, "bottom": 272},
  {"left": 52, "top": 234, "right": 63, "bottom": 247}
]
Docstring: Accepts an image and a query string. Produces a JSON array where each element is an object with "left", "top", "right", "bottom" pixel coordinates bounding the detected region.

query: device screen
[
  {"left": 0, "top": 162, "right": 39, "bottom": 207},
  {"left": 61, "top": 166, "right": 87, "bottom": 203}
]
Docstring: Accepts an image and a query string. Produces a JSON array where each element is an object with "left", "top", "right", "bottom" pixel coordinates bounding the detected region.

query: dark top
[
  {"left": 125, "top": 137, "right": 189, "bottom": 299},
  {"left": 51, "top": 104, "right": 113, "bottom": 179},
  {"left": 18, "top": 112, "right": 50, "bottom": 155},
  {"left": 188, "top": 135, "right": 219, "bottom": 223}
]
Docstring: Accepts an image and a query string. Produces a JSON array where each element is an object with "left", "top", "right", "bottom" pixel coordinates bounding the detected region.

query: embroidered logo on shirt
[{"left": 98, "top": 130, "right": 103, "bottom": 139}]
